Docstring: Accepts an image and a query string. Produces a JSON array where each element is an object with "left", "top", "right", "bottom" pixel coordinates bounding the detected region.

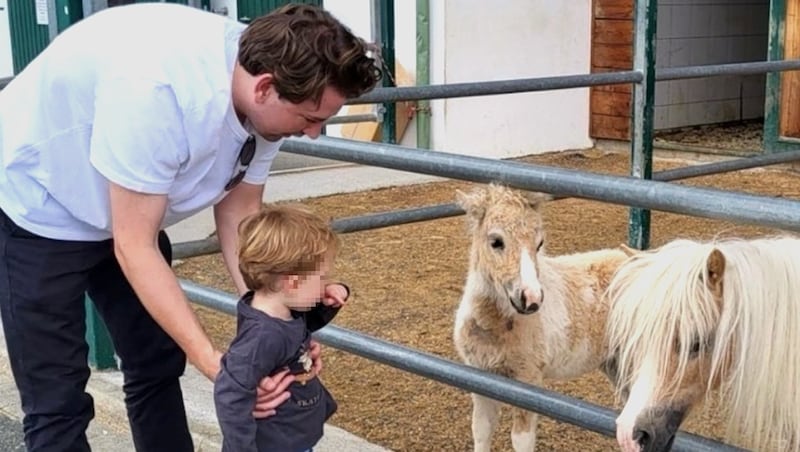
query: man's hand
[
  {"left": 198, "top": 349, "right": 224, "bottom": 381},
  {"left": 309, "top": 339, "right": 322, "bottom": 375},
  {"left": 322, "top": 283, "right": 349, "bottom": 308},
  {"left": 251, "top": 341, "right": 324, "bottom": 419},
  {"left": 253, "top": 369, "right": 294, "bottom": 418}
]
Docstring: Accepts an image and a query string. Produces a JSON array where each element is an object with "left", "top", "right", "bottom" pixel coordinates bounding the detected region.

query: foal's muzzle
[{"left": 510, "top": 289, "right": 543, "bottom": 315}]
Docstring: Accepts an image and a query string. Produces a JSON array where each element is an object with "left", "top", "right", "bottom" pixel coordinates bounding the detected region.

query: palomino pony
[
  {"left": 453, "top": 184, "right": 632, "bottom": 451},
  {"left": 606, "top": 236, "right": 800, "bottom": 452}
]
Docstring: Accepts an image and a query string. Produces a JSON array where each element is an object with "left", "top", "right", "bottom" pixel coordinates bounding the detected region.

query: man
[{"left": 0, "top": 3, "right": 380, "bottom": 451}]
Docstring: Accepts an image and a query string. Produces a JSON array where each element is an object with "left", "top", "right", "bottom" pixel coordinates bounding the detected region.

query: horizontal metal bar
[
  {"left": 330, "top": 149, "right": 800, "bottom": 233},
  {"left": 180, "top": 279, "right": 743, "bottom": 451},
  {"left": 331, "top": 203, "right": 463, "bottom": 233},
  {"left": 182, "top": 279, "right": 237, "bottom": 315},
  {"left": 172, "top": 148, "right": 800, "bottom": 260},
  {"left": 173, "top": 237, "right": 221, "bottom": 260},
  {"left": 349, "top": 60, "right": 800, "bottom": 105},
  {"left": 281, "top": 136, "right": 800, "bottom": 232},
  {"left": 653, "top": 148, "right": 800, "bottom": 180},
  {"left": 324, "top": 113, "right": 379, "bottom": 125},
  {"left": 172, "top": 203, "right": 466, "bottom": 259},
  {"left": 657, "top": 59, "right": 800, "bottom": 81},
  {"left": 348, "top": 71, "right": 644, "bottom": 104}
]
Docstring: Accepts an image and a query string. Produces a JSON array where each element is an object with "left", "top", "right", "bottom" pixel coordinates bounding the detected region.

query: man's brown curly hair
[{"left": 238, "top": 4, "right": 382, "bottom": 104}]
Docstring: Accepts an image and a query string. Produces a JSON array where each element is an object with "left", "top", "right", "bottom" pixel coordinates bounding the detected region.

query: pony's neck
[{"left": 536, "top": 255, "right": 566, "bottom": 296}]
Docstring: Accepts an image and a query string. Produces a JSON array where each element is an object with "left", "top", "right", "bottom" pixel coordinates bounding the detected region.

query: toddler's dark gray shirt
[{"left": 214, "top": 293, "right": 339, "bottom": 452}]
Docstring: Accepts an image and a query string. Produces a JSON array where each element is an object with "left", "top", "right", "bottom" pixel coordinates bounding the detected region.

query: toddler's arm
[{"left": 214, "top": 330, "right": 278, "bottom": 451}]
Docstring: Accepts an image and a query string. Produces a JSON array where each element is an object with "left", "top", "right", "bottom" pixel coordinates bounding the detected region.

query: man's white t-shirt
[{"left": 0, "top": 3, "right": 281, "bottom": 241}]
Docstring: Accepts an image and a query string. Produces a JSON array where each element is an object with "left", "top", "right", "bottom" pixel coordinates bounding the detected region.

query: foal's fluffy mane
[{"left": 606, "top": 236, "right": 800, "bottom": 451}]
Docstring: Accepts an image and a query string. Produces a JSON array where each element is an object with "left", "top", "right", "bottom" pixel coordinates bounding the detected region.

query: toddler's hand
[{"left": 322, "top": 283, "right": 349, "bottom": 308}]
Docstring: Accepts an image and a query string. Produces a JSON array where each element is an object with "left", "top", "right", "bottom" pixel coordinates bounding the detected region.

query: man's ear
[{"left": 253, "top": 73, "right": 276, "bottom": 104}]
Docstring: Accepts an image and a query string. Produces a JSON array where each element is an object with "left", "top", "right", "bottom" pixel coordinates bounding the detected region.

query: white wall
[
  {"left": 431, "top": 0, "right": 593, "bottom": 157},
  {"left": 327, "top": 0, "right": 594, "bottom": 157},
  {"left": 208, "top": 0, "right": 594, "bottom": 157}
]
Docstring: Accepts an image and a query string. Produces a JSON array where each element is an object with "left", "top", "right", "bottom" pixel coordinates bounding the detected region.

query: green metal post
[
  {"left": 379, "top": 0, "right": 396, "bottom": 144},
  {"left": 763, "top": 0, "right": 798, "bottom": 153},
  {"left": 7, "top": 1, "right": 50, "bottom": 73},
  {"left": 416, "top": 0, "right": 430, "bottom": 149},
  {"left": 628, "top": 0, "right": 658, "bottom": 250},
  {"left": 85, "top": 296, "right": 117, "bottom": 370},
  {"left": 55, "top": 0, "right": 84, "bottom": 32}
]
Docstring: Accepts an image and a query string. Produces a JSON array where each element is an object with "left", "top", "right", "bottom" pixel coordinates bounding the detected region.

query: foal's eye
[
  {"left": 688, "top": 340, "right": 702, "bottom": 357},
  {"left": 536, "top": 240, "right": 544, "bottom": 251},
  {"left": 489, "top": 236, "right": 505, "bottom": 250}
]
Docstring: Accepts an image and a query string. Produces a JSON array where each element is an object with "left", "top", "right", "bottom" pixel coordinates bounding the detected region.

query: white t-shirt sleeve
[{"left": 89, "top": 78, "right": 187, "bottom": 195}]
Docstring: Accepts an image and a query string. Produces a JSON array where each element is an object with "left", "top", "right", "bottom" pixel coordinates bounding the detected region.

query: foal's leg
[
  {"left": 511, "top": 408, "right": 538, "bottom": 451},
  {"left": 511, "top": 370, "right": 543, "bottom": 451},
  {"left": 472, "top": 394, "right": 501, "bottom": 452}
]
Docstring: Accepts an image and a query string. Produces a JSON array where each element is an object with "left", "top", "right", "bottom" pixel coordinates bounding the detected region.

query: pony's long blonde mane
[{"left": 607, "top": 236, "right": 800, "bottom": 451}]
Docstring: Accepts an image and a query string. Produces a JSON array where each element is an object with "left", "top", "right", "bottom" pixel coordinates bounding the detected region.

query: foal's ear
[
  {"left": 705, "top": 248, "right": 726, "bottom": 297},
  {"left": 455, "top": 188, "right": 487, "bottom": 224},
  {"left": 523, "top": 191, "right": 553, "bottom": 209}
]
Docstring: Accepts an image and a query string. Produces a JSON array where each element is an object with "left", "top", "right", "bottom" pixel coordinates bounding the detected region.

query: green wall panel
[
  {"left": 7, "top": 1, "right": 50, "bottom": 74},
  {"left": 8, "top": 0, "right": 83, "bottom": 74}
]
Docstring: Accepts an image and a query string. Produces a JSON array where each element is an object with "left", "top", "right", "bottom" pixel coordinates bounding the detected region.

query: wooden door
[
  {"left": 590, "top": 0, "right": 634, "bottom": 140},
  {"left": 779, "top": 0, "right": 800, "bottom": 138}
]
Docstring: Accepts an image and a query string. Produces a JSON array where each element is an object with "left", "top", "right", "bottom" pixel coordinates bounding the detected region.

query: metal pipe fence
[
  {"left": 171, "top": 135, "right": 800, "bottom": 450},
  {"left": 348, "top": 60, "right": 800, "bottom": 104},
  {"left": 170, "top": 53, "right": 800, "bottom": 452},
  {"left": 325, "top": 113, "right": 380, "bottom": 125},
  {"left": 181, "top": 280, "right": 746, "bottom": 452},
  {"left": 173, "top": 203, "right": 465, "bottom": 259},
  {"left": 281, "top": 136, "right": 800, "bottom": 232},
  {"left": 167, "top": 53, "right": 800, "bottom": 449},
  {"left": 658, "top": 59, "right": 800, "bottom": 81},
  {"left": 348, "top": 71, "right": 644, "bottom": 104},
  {"left": 173, "top": 147, "right": 800, "bottom": 260}
]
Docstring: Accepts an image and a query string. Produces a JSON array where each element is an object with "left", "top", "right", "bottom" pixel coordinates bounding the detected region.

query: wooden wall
[
  {"left": 590, "top": 0, "right": 634, "bottom": 140},
  {"left": 779, "top": 0, "right": 800, "bottom": 138}
]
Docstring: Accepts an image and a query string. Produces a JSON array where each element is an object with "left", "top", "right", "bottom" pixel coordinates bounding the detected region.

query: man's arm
[
  {"left": 214, "top": 181, "right": 264, "bottom": 296},
  {"left": 109, "top": 182, "right": 221, "bottom": 380},
  {"left": 214, "top": 182, "right": 296, "bottom": 416}
]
